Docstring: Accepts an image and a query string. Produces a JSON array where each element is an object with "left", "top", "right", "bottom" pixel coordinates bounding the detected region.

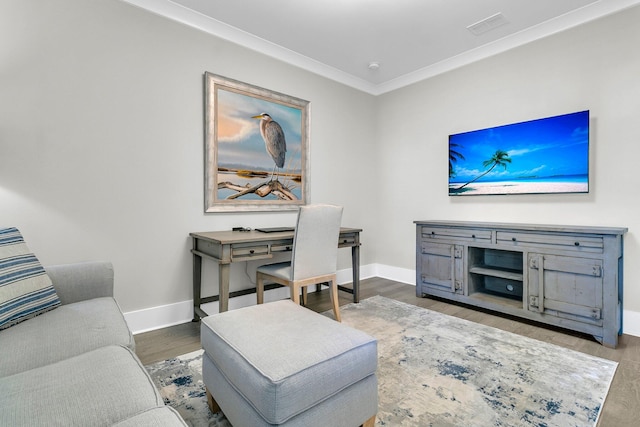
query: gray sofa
[{"left": 0, "top": 261, "right": 187, "bottom": 427}]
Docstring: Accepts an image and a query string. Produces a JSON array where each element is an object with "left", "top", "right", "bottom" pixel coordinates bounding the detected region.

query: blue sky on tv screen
[{"left": 449, "top": 111, "right": 589, "bottom": 183}]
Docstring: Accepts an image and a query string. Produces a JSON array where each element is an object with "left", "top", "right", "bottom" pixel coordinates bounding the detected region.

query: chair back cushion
[
  {"left": 291, "top": 204, "right": 343, "bottom": 280},
  {"left": 0, "top": 227, "right": 61, "bottom": 330}
]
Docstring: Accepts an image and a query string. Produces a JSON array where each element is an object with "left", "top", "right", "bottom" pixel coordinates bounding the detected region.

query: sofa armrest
[{"left": 44, "top": 261, "right": 114, "bottom": 304}]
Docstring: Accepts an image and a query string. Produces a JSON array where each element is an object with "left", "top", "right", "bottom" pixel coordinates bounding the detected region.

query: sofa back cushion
[{"left": 0, "top": 227, "right": 61, "bottom": 330}]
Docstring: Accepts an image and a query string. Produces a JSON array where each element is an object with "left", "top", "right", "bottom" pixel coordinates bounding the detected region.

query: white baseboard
[
  {"left": 125, "top": 300, "right": 194, "bottom": 334},
  {"left": 125, "top": 263, "right": 640, "bottom": 339},
  {"left": 125, "top": 264, "right": 376, "bottom": 334},
  {"left": 371, "top": 264, "right": 416, "bottom": 285},
  {"left": 623, "top": 308, "right": 640, "bottom": 337},
  {"left": 124, "top": 286, "right": 295, "bottom": 334}
]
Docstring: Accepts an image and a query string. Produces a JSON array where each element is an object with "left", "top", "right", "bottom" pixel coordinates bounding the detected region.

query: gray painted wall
[
  {"left": 2, "top": 0, "right": 638, "bottom": 332},
  {"left": 376, "top": 6, "right": 640, "bottom": 329},
  {"left": 0, "top": 0, "right": 378, "bottom": 313}
]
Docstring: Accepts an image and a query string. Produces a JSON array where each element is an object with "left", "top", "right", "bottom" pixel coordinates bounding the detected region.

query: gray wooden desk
[{"left": 190, "top": 227, "right": 362, "bottom": 320}]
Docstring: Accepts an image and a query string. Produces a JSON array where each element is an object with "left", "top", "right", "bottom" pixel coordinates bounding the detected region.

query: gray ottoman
[{"left": 201, "top": 300, "right": 378, "bottom": 426}]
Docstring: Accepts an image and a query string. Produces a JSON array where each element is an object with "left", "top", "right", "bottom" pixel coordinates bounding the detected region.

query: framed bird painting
[{"left": 204, "top": 72, "right": 310, "bottom": 212}]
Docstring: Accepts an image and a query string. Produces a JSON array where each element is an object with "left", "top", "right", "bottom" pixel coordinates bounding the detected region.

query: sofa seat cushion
[
  {"left": 0, "top": 297, "right": 134, "bottom": 377},
  {"left": 201, "top": 300, "right": 378, "bottom": 424},
  {"left": 0, "top": 227, "right": 61, "bottom": 330},
  {"left": 112, "top": 407, "right": 188, "bottom": 427},
  {"left": 0, "top": 345, "right": 164, "bottom": 427}
]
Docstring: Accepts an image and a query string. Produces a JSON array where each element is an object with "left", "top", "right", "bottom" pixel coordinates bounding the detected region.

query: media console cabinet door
[
  {"left": 418, "top": 241, "right": 463, "bottom": 295},
  {"left": 527, "top": 253, "right": 604, "bottom": 326}
]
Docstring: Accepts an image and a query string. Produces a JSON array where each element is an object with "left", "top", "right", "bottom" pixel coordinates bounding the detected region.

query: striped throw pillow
[{"left": 0, "top": 227, "right": 61, "bottom": 330}]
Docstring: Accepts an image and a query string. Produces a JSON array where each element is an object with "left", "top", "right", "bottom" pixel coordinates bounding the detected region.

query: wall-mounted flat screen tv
[{"left": 449, "top": 110, "right": 589, "bottom": 196}]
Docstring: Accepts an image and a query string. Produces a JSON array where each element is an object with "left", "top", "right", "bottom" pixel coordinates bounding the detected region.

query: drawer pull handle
[
  {"left": 286, "top": 246, "right": 291, "bottom": 250},
  {"left": 512, "top": 237, "right": 517, "bottom": 242},
  {"left": 249, "top": 250, "right": 255, "bottom": 254},
  {"left": 472, "top": 234, "right": 476, "bottom": 238},
  {"left": 574, "top": 242, "right": 580, "bottom": 246},
  {"left": 431, "top": 231, "right": 435, "bottom": 235}
]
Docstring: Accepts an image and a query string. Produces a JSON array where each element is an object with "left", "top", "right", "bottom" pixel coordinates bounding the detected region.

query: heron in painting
[{"left": 252, "top": 113, "right": 286, "bottom": 181}]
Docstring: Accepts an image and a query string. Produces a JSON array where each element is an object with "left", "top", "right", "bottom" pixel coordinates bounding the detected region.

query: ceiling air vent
[{"left": 467, "top": 12, "right": 509, "bottom": 36}]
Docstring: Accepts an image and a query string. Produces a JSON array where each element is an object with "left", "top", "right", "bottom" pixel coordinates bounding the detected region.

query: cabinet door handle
[
  {"left": 471, "top": 234, "right": 476, "bottom": 238},
  {"left": 574, "top": 242, "right": 580, "bottom": 246},
  {"left": 249, "top": 250, "right": 255, "bottom": 254},
  {"left": 449, "top": 245, "right": 456, "bottom": 293},
  {"left": 537, "top": 255, "right": 545, "bottom": 313},
  {"left": 512, "top": 237, "right": 517, "bottom": 242}
]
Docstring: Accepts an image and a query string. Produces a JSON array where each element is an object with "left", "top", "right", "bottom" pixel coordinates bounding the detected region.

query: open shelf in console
[{"left": 468, "top": 247, "right": 524, "bottom": 304}]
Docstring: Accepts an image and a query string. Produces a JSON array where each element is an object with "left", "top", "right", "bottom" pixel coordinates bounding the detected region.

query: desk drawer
[
  {"left": 339, "top": 235, "right": 357, "bottom": 247},
  {"left": 271, "top": 243, "right": 293, "bottom": 253},
  {"left": 497, "top": 231, "right": 603, "bottom": 253},
  {"left": 231, "top": 244, "right": 271, "bottom": 261},
  {"left": 195, "top": 240, "right": 223, "bottom": 259},
  {"left": 422, "top": 226, "right": 492, "bottom": 242}
]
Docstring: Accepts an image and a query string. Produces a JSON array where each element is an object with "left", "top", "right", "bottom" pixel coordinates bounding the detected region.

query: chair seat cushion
[
  {"left": 0, "top": 297, "right": 134, "bottom": 377},
  {"left": 256, "top": 261, "right": 291, "bottom": 281},
  {"left": 201, "top": 300, "right": 377, "bottom": 424}
]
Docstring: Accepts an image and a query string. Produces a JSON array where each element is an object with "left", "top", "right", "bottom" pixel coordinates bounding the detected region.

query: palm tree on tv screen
[
  {"left": 449, "top": 143, "right": 465, "bottom": 178},
  {"left": 455, "top": 149, "right": 512, "bottom": 191}
]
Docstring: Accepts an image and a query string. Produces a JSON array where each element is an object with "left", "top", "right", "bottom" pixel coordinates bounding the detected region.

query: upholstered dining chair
[{"left": 256, "top": 204, "right": 344, "bottom": 321}]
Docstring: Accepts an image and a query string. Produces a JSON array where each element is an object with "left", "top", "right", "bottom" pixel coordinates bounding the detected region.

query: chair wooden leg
[
  {"left": 329, "top": 277, "right": 341, "bottom": 322},
  {"left": 291, "top": 283, "right": 301, "bottom": 305},
  {"left": 362, "top": 414, "right": 376, "bottom": 427},
  {"left": 256, "top": 273, "right": 264, "bottom": 304},
  {"left": 206, "top": 388, "right": 221, "bottom": 414},
  {"left": 301, "top": 287, "right": 308, "bottom": 306}
]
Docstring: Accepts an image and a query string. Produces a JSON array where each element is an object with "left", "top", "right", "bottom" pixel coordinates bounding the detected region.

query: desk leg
[
  {"left": 192, "top": 252, "right": 203, "bottom": 322},
  {"left": 352, "top": 240, "right": 360, "bottom": 303},
  {"left": 219, "top": 263, "right": 230, "bottom": 313}
]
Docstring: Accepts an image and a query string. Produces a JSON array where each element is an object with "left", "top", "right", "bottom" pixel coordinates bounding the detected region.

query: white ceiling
[{"left": 123, "top": 0, "right": 640, "bottom": 95}]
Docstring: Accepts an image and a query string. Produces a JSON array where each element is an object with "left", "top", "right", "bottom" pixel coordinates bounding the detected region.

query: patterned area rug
[{"left": 145, "top": 295, "right": 617, "bottom": 426}]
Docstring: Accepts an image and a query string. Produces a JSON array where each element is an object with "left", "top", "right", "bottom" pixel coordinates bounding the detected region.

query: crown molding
[
  {"left": 121, "top": 0, "right": 640, "bottom": 96},
  {"left": 375, "top": 0, "right": 640, "bottom": 95}
]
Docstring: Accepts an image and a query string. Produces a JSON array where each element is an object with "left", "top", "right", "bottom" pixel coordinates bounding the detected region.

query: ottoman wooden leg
[
  {"left": 206, "top": 387, "right": 221, "bottom": 414},
  {"left": 362, "top": 414, "right": 376, "bottom": 427}
]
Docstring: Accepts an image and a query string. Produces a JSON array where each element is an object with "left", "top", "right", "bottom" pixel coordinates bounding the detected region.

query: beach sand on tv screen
[{"left": 449, "top": 181, "right": 588, "bottom": 196}]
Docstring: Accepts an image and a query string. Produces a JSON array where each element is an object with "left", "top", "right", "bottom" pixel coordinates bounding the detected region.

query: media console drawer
[
  {"left": 496, "top": 231, "right": 604, "bottom": 253},
  {"left": 415, "top": 220, "right": 627, "bottom": 348},
  {"left": 421, "top": 226, "right": 491, "bottom": 242}
]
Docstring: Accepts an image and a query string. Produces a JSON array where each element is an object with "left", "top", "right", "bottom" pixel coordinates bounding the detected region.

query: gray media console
[{"left": 414, "top": 220, "right": 627, "bottom": 348}]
